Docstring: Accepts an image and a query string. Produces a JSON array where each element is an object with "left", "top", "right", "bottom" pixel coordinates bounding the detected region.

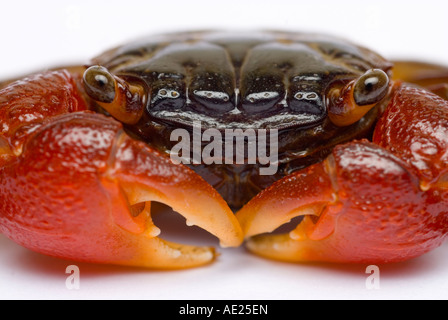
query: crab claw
[
  {"left": 0, "top": 111, "right": 242, "bottom": 269},
  {"left": 237, "top": 141, "right": 448, "bottom": 264},
  {"left": 237, "top": 84, "right": 448, "bottom": 264}
]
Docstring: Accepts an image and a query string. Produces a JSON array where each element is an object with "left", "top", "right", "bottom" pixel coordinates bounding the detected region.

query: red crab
[{"left": 0, "top": 31, "right": 447, "bottom": 269}]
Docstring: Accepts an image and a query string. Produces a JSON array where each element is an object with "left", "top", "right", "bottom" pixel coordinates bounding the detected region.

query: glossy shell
[{"left": 92, "top": 31, "right": 393, "bottom": 209}]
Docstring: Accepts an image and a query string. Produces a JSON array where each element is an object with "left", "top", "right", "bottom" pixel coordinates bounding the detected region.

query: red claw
[
  {"left": 0, "top": 71, "right": 87, "bottom": 167},
  {"left": 0, "top": 71, "right": 243, "bottom": 269},
  {"left": 373, "top": 85, "right": 448, "bottom": 188},
  {"left": 237, "top": 85, "right": 448, "bottom": 264}
]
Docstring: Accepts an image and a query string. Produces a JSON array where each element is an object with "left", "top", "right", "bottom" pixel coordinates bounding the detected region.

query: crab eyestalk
[
  {"left": 83, "top": 66, "right": 147, "bottom": 125},
  {"left": 328, "top": 69, "right": 390, "bottom": 127}
]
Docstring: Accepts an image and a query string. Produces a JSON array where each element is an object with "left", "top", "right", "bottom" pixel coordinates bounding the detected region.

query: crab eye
[
  {"left": 327, "top": 69, "right": 390, "bottom": 127},
  {"left": 83, "top": 66, "right": 117, "bottom": 103},
  {"left": 353, "top": 69, "right": 389, "bottom": 106},
  {"left": 83, "top": 65, "right": 146, "bottom": 125}
]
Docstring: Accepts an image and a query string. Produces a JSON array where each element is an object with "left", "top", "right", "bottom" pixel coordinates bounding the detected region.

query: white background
[{"left": 1, "top": 0, "right": 448, "bottom": 300}]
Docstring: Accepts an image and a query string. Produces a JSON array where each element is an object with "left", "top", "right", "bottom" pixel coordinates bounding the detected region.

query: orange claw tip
[
  {"left": 109, "top": 136, "right": 244, "bottom": 249},
  {"left": 245, "top": 234, "right": 314, "bottom": 263},
  {"left": 116, "top": 236, "right": 219, "bottom": 270},
  {"left": 235, "top": 162, "right": 340, "bottom": 264},
  {"left": 236, "top": 162, "right": 335, "bottom": 239}
]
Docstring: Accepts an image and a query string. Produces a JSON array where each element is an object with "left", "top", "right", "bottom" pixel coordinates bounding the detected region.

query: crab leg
[
  {"left": 236, "top": 84, "right": 448, "bottom": 263},
  {"left": 391, "top": 61, "right": 448, "bottom": 99},
  {"left": 0, "top": 71, "right": 242, "bottom": 269}
]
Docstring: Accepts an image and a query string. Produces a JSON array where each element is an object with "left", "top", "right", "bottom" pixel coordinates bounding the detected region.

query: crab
[{"left": 1, "top": 31, "right": 448, "bottom": 269}]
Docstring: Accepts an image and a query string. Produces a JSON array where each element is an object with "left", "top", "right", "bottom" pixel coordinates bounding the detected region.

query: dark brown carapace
[{"left": 89, "top": 31, "right": 393, "bottom": 209}]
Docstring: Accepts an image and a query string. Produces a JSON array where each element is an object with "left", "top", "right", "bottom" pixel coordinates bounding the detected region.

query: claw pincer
[
  {"left": 0, "top": 71, "right": 242, "bottom": 269},
  {"left": 237, "top": 85, "right": 448, "bottom": 263}
]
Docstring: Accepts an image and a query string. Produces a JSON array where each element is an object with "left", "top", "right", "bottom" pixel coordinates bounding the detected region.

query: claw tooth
[
  {"left": 289, "top": 215, "right": 314, "bottom": 241},
  {"left": 186, "top": 220, "right": 195, "bottom": 227},
  {"left": 144, "top": 224, "right": 161, "bottom": 238},
  {"left": 289, "top": 230, "right": 305, "bottom": 241},
  {"left": 172, "top": 250, "right": 182, "bottom": 259},
  {"left": 133, "top": 202, "right": 161, "bottom": 238},
  {"left": 219, "top": 241, "right": 231, "bottom": 248},
  {"left": 246, "top": 234, "right": 308, "bottom": 262}
]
